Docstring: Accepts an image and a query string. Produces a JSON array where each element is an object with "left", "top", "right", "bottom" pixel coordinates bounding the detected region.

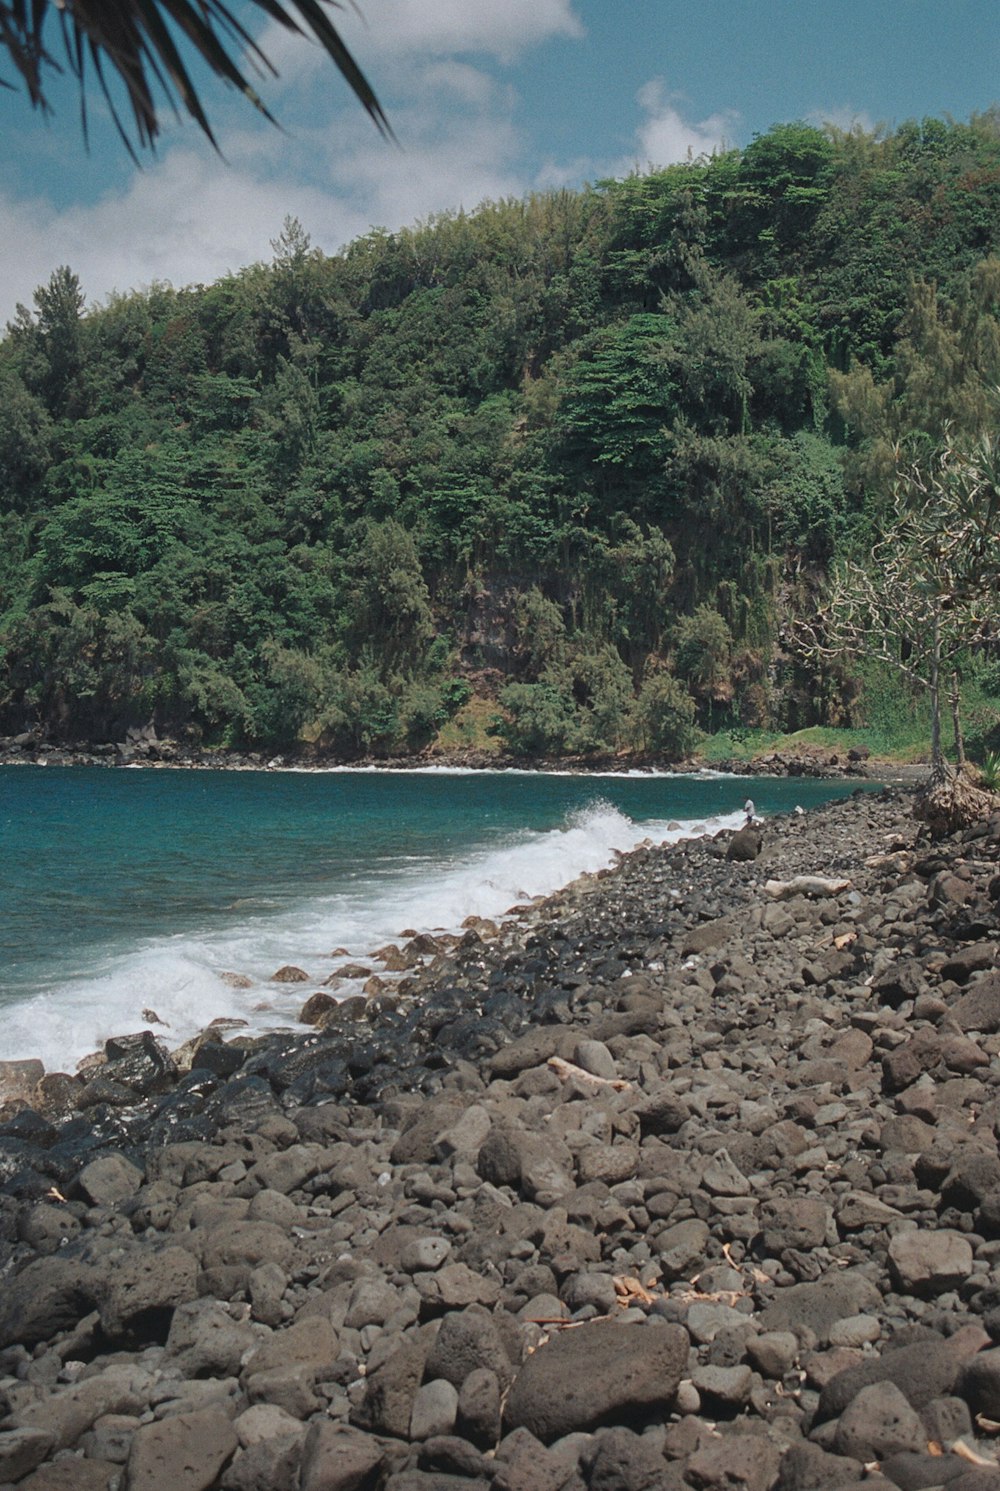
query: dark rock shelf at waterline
[
  {"left": 1, "top": 787, "right": 1000, "bottom": 1491},
  {"left": 0, "top": 728, "right": 902, "bottom": 780}
]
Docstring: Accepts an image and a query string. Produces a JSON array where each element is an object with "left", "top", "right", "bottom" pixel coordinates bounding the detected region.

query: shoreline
[
  {"left": 0, "top": 730, "right": 929, "bottom": 786},
  {"left": 0, "top": 777, "right": 881, "bottom": 1079},
  {"left": 2, "top": 784, "right": 1000, "bottom": 1488}
]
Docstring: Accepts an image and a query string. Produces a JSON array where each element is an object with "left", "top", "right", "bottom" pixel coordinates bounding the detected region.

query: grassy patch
[
  {"left": 696, "top": 726, "right": 891, "bottom": 764},
  {"left": 430, "top": 696, "right": 505, "bottom": 756}
]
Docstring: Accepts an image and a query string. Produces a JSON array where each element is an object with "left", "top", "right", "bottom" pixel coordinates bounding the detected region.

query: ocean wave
[{"left": 0, "top": 800, "right": 741, "bottom": 1073}]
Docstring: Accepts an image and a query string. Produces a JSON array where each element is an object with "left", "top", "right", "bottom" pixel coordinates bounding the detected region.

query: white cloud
[
  {"left": 0, "top": 0, "right": 583, "bottom": 324},
  {"left": 348, "top": 0, "right": 584, "bottom": 61},
  {"left": 632, "top": 80, "right": 737, "bottom": 169},
  {"left": 0, "top": 151, "right": 358, "bottom": 322},
  {"left": 259, "top": 0, "right": 583, "bottom": 89},
  {"left": 321, "top": 117, "right": 523, "bottom": 226},
  {"left": 0, "top": 50, "right": 534, "bottom": 321}
]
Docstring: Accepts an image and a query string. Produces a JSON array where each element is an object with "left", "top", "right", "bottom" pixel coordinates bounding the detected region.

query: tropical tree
[
  {"left": 801, "top": 426, "right": 1000, "bottom": 830},
  {"left": 0, "top": 0, "right": 388, "bottom": 153},
  {"left": 630, "top": 665, "right": 698, "bottom": 757},
  {"left": 674, "top": 605, "right": 734, "bottom": 707}
]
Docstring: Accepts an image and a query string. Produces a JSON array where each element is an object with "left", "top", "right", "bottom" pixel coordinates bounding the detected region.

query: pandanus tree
[{"left": 0, "top": 0, "right": 389, "bottom": 154}]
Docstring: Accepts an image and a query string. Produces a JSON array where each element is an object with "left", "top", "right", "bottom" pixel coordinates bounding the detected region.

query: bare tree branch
[{"left": 790, "top": 425, "right": 1000, "bottom": 780}]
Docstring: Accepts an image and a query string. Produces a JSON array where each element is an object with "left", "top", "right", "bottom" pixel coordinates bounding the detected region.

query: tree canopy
[{"left": 2, "top": 117, "right": 1000, "bottom": 762}]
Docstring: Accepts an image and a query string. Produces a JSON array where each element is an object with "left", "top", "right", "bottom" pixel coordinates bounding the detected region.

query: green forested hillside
[{"left": 2, "top": 115, "right": 1000, "bottom": 759}]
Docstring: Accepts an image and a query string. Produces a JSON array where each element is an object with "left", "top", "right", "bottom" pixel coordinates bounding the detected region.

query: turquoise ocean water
[{"left": 0, "top": 765, "right": 870, "bottom": 1071}]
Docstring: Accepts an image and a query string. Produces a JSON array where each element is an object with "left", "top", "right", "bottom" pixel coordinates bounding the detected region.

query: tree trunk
[
  {"left": 950, "top": 669, "right": 967, "bottom": 770},
  {"left": 929, "top": 609, "right": 947, "bottom": 784}
]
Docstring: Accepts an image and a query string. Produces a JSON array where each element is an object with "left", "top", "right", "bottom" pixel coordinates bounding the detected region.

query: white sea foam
[{"left": 0, "top": 801, "right": 743, "bottom": 1074}]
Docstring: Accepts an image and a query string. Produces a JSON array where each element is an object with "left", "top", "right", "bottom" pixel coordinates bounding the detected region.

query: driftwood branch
[{"left": 547, "top": 1057, "right": 632, "bottom": 1091}]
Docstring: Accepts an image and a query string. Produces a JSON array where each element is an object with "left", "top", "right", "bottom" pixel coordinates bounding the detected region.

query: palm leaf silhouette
[{"left": 0, "top": 0, "right": 389, "bottom": 155}]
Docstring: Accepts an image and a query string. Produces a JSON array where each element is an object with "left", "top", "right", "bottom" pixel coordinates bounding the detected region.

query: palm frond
[{"left": 0, "top": 0, "right": 390, "bottom": 152}]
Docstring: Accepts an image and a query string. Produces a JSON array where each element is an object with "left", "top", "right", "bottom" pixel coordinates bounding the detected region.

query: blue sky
[{"left": 0, "top": 0, "right": 997, "bottom": 326}]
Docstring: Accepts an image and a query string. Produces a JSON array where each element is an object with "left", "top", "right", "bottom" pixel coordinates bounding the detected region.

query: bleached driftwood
[
  {"left": 547, "top": 1056, "right": 632, "bottom": 1091},
  {"left": 764, "top": 875, "right": 851, "bottom": 900}
]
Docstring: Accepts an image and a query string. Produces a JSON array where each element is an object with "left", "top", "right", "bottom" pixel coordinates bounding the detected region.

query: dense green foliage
[{"left": 3, "top": 115, "right": 1000, "bottom": 758}]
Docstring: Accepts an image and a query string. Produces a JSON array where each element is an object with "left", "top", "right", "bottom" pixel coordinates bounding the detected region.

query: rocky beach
[{"left": 2, "top": 784, "right": 1000, "bottom": 1491}]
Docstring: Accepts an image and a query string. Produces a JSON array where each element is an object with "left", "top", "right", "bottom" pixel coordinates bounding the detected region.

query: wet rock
[
  {"left": 9, "top": 786, "right": 1000, "bottom": 1491},
  {"left": 102, "top": 1030, "right": 179, "bottom": 1096}
]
